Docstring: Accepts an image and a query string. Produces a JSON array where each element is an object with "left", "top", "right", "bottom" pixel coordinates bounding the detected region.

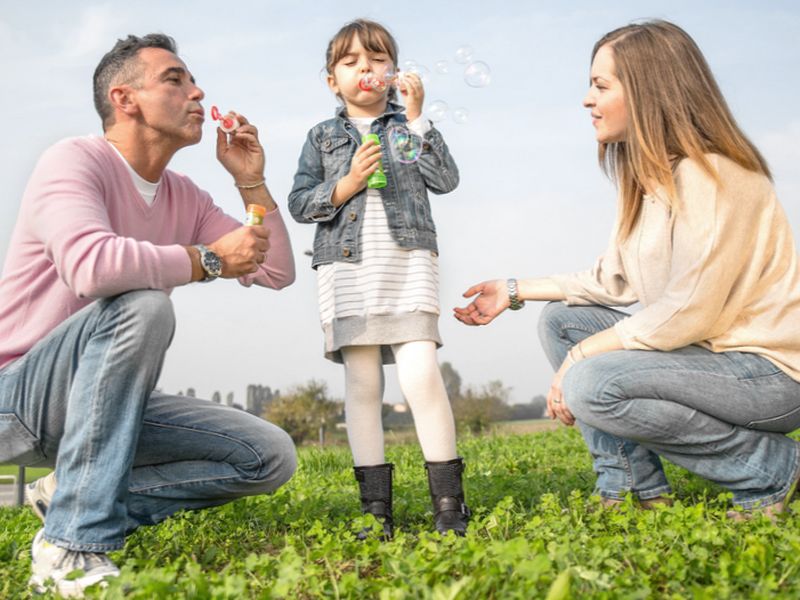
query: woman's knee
[
  {"left": 537, "top": 301, "right": 569, "bottom": 346},
  {"left": 563, "top": 356, "right": 628, "bottom": 422}
]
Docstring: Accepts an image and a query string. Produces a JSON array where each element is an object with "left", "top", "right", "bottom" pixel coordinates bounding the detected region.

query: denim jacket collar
[{"left": 334, "top": 101, "right": 406, "bottom": 123}]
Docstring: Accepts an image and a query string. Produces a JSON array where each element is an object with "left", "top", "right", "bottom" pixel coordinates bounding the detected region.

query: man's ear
[{"left": 108, "top": 84, "right": 139, "bottom": 118}]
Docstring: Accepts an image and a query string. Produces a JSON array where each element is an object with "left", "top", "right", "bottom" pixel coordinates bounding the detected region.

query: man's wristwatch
[
  {"left": 194, "top": 244, "right": 222, "bottom": 280},
  {"left": 507, "top": 278, "right": 525, "bottom": 310}
]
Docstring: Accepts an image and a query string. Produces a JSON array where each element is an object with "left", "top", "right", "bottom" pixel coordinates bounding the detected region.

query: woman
[{"left": 455, "top": 20, "right": 800, "bottom": 516}]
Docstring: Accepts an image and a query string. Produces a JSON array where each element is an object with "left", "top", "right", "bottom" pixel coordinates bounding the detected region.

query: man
[{"left": 0, "top": 34, "right": 296, "bottom": 596}]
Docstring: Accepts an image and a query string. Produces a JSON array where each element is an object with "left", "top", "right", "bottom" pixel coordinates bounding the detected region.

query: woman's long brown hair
[{"left": 595, "top": 21, "right": 770, "bottom": 240}]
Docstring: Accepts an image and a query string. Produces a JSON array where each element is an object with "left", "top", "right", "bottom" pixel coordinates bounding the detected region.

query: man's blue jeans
[
  {"left": 0, "top": 290, "right": 296, "bottom": 551},
  {"left": 538, "top": 302, "right": 800, "bottom": 508}
]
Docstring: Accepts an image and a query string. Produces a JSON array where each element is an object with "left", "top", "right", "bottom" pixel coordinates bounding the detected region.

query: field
[
  {"left": 0, "top": 466, "right": 52, "bottom": 483},
  {"left": 2, "top": 426, "right": 800, "bottom": 598}
]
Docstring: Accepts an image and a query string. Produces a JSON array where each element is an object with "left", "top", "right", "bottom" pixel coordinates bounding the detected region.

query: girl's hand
[
  {"left": 346, "top": 139, "right": 383, "bottom": 188},
  {"left": 546, "top": 355, "right": 576, "bottom": 426},
  {"left": 399, "top": 72, "right": 425, "bottom": 121},
  {"left": 453, "top": 280, "right": 509, "bottom": 326},
  {"left": 331, "top": 139, "right": 383, "bottom": 207}
]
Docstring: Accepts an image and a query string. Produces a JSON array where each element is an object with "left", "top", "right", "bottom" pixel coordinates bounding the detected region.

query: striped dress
[{"left": 317, "top": 116, "right": 441, "bottom": 364}]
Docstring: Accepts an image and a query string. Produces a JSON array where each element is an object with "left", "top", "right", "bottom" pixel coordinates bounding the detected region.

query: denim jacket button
[
  {"left": 322, "top": 140, "right": 331, "bottom": 150},
  {"left": 342, "top": 248, "right": 351, "bottom": 257},
  {"left": 348, "top": 212, "right": 357, "bottom": 221}
]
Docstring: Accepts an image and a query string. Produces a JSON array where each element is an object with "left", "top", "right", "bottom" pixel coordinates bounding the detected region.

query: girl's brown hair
[
  {"left": 595, "top": 20, "right": 771, "bottom": 240},
  {"left": 326, "top": 19, "right": 399, "bottom": 102}
]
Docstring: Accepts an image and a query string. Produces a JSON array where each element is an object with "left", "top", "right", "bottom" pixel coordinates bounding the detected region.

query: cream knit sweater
[{"left": 552, "top": 154, "right": 800, "bottom": 382}]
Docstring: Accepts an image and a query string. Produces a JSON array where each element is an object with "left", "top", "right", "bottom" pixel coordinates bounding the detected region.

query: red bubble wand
[{"left": 210, "top": 105, "right": 240, "bottom": 133}]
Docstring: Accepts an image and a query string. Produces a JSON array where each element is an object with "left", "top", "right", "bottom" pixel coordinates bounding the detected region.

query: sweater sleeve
[
  {"left": 549, "top": 228, "right": 639, "bottom": 307},
  {"left": 185, "top": 184, "right": 295, "bottom": 290},
  {"left": 27, "top": 140, "right": 191, "bottom": 299},
  {"left": 614, "top": 157, "right": 761, "bottom": 350}
]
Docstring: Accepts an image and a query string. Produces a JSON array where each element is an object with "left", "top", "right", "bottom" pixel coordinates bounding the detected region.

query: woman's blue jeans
[
  {"left": 0, "top": 290, "right": 296, "bottom": 552},
  {"left": 537, "top": 302, "right": 800, "bottom": 508}
]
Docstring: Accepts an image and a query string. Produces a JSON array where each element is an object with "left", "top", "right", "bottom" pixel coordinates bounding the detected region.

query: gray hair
[{"left": 93, "top": 33, "right": 177, "bottom": 130}]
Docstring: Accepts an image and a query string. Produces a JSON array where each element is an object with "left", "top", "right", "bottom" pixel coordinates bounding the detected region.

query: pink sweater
[{"left": 0, "top": 136, "right": 295, "bottom": 369}]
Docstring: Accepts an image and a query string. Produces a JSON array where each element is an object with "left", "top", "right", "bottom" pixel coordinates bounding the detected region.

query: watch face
[{"left": 201, "top": 248, "right": 222, "bottom": 277}]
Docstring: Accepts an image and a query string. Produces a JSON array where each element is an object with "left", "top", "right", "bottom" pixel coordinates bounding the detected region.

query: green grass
[
  {"left": 0, "top": 466, "right": 52, "bottom": 484},
  {"left": 2, "top": 427, "right": 799, "bottom": 598}
]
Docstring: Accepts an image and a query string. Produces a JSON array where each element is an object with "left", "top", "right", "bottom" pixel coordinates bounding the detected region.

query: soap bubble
[
  {"left": 387, "top": 126, "right": 423, "bottom": 164},
  {"left": 434, "top": 60, "right": 448, "bottom": 74},
  {"left": 452, "top": 107, "right": 470, "bottom": 124},
  {"left": 464, "top": 61, "right": 492, "bottom": 88},
  {"left": 403, "top": 62, "right": 431, "bottom": 83},
  {"left": 426, "top": 100, "right": 449, "bottom": 122},
  {"left": 454, "top": 45, "right": 473, "bottom": 64},
  {"left": 402, "top": 59, "right": 418, "bottom": 71}
]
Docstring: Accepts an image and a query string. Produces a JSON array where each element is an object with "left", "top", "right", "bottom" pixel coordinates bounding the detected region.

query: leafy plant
[{"left": 3, "top": 427, "right": 800, "bottom": 598}]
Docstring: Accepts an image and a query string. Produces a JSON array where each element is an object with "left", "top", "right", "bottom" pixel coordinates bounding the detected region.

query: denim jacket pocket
[
  {"left": 320, "top": 136, "right": 352, "bottom": 173},
  {"left": 0, "top": 412, "right": 44, "bottom": 464}
]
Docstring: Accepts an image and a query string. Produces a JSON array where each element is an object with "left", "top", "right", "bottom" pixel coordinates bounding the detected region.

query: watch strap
[
  {"left": 194, "top": 244, "right": 221, "bottom": 280},
  {"left": 507, "top": 278, "right": 525, "bottom": 310}
]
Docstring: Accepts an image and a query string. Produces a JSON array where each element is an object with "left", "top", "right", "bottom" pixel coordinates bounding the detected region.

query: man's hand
[
  {"left": 208, "top": 225, "right": 270, "bottom": 278},
  {"left": 453, "top": 280, "right": 510, "bottom": 326},
  {"left": 216, "top": 112, "right": 265, "bottom": 187}
]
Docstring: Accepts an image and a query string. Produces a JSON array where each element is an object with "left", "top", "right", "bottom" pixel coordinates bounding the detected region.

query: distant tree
[
  {"left": 530, "top": 394, "right": 547, "bottom": 419},
  {"left": 508, "top": 394, "right": 548, "bottom": 420},
  {"left": 452, "top": 379, "right": 511, "bottom": 434},
  {"left": 440, "top": 361, "right": 462, "bottom": 400},
  {"left": 265, "top": 380, "right": 342, "bottom": 444},
  {"left": 211, "top": 391, "right": 221, "bottom": 404},
  {"left": 186, "top": 387, "right": 196, "bottom": 398}
]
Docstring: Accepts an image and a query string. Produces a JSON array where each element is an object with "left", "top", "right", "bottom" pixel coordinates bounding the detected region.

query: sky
[{"left": 1, "top": 0, "right": 798, "bottom": 406}]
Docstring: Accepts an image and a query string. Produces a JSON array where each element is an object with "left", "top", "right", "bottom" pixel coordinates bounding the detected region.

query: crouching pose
[
  {"left": 456, "top": 21, "right": 800, "bottom": 517},
  {"left": 0, "top": 33, "right": 297, "bottom": 596}
]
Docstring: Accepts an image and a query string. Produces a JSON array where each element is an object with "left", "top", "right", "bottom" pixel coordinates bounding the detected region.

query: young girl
[{"left": 289, "top": 19, "right": 469, "bottom": 537}]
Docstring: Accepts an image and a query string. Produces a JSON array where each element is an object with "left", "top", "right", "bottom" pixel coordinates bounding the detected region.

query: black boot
[
  {"left": 425, "top": 457, "right": 471, "bottom": 536},
  {"left": 353, "top": 463, "right": 394, "bottom": 540}
]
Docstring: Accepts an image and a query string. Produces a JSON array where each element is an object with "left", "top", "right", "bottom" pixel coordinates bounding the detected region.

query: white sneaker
[
  {"left": 25, "top": 472, "right": 56, "bottom": 522},
  {"left": 29, "top": 529, "right": 120, "bottom": 597}
]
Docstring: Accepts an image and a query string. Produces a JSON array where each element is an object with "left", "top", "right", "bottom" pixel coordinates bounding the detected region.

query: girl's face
[
  {"left": 328, "top": 35, "right": 393, "bottom": 117},
  {"left": 583, "top": 44, "right": 628, "bottom": 144}
]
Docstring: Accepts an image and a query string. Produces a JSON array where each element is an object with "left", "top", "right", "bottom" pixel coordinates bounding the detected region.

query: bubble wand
[
  {"left": 358, "top": 70, "right": 404, "bottom": 93},
  {"left": 210, "top": 105, "right": 240, "bottom": 133}
]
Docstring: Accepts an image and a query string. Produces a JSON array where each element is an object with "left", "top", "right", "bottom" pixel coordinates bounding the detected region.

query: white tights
[{"left": 341, "top": 341, "right": 457, "bottom": 466}]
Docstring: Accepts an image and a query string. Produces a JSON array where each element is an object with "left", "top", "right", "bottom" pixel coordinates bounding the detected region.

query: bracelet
[{"left": 235, "top": 179, "right": 266, "bottom": 189}]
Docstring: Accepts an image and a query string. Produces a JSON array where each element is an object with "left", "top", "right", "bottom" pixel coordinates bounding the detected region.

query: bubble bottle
[
  {"left": 245, "top": 203, "right": 267, "bottom": 226},
  {"left": 362, "top": 133, "right": 387, "bottom": 189},
  {"left": 210, "top": 105, "right": 240, "bottom": 133}
]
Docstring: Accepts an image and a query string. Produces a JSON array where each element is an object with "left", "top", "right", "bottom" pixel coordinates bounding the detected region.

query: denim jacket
[{"left": 288, "top": 102, "right": 459, "bottom": 268}]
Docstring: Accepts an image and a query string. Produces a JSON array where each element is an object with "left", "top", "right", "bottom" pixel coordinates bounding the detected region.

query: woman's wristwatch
[{"left": 507, "top": 278, "right": 525, "bottom": 310}]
